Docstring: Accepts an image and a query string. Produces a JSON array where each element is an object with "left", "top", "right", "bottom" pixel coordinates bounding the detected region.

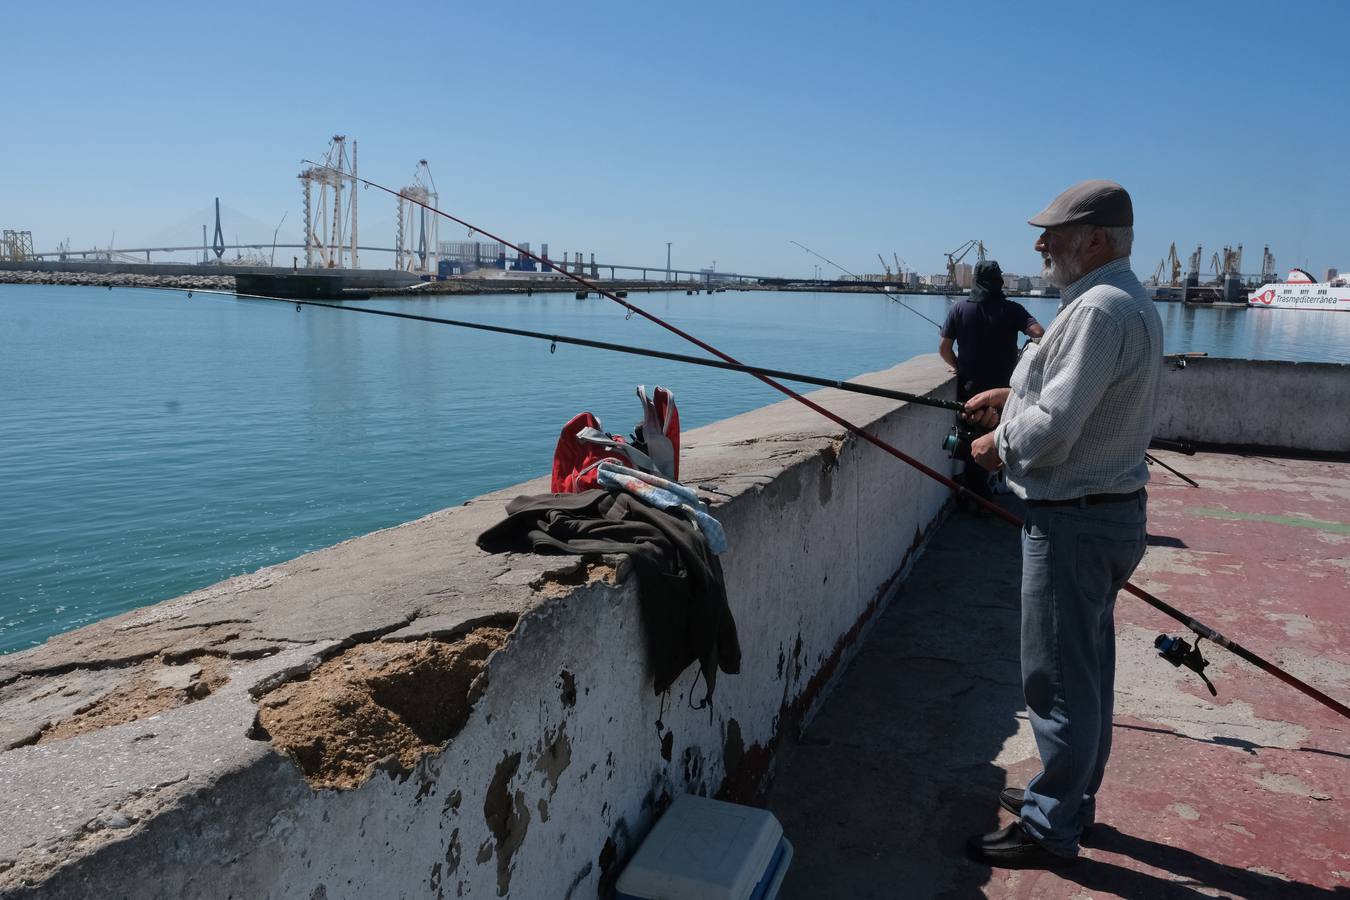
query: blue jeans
[{"left": 1018, "top": 493, "right": 1147, "bottom": 856}]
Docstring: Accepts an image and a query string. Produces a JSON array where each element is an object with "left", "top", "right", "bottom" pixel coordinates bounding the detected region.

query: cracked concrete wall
[
  {"left": 0, "top": 355, "right": 956, "bottom": 899},
  {"left": 1155, "top": 358, "right": 1350, "bottom": 454}
]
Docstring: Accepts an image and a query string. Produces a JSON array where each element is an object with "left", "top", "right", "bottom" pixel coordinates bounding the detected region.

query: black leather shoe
[
  {"left": 965, "top": 822, "right": 1075, "bottom": 869},
  {"left": 998, "top": 786, "right": 1024, "bottom": 817},
  {"left": 998, "top": 787, "right": 1095, "bottom": 842}
]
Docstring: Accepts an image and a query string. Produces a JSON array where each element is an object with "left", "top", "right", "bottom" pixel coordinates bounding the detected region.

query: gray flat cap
[{"left": 1028, "top": 179, "right": 1133, "bottom": 228}]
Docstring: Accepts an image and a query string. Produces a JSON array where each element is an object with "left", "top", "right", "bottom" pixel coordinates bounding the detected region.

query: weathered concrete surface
[
  {"left": 768, "top": 450, "right": 1350, "bottom": 898},
  {"left": 1154, "top": 357, "right": 1350, "bottom": 455},
  {"left": 0, "top": 356, "right": 957, "bottom": 898}
]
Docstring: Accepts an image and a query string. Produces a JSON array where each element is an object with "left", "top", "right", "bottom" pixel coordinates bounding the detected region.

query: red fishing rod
[{"left": 305, "top": 162, "right": 1350, "bottom": 722}]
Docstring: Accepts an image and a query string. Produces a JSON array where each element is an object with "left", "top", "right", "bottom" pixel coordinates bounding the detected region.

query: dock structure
[
  {"left": 768, "top": 447, "right": 1349, "bottom": 897},
  {"left": 0, "top": 357, "right": 1346, "bottom": 898}
]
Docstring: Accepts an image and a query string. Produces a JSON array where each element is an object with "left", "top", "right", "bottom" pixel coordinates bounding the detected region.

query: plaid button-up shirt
[{"left": 994, "top": 257, "right": 1163, "bottom": 501}]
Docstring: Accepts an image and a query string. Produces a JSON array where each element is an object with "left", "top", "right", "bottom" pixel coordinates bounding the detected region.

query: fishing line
[
  {"left": 788, "top": 241, "right": 1204, "bottom": 485},
  {"left": 291, "top": 163, "right": 1349, "bottom": 721},
  {"left": 154, "top": 287, "right": 966, "bottom": 412},
  {"left": 789, "top": 239, "right": 945, "bottom": 329},
  {"left": 301, "top": 159, "right": 980, "bottom": 490}
]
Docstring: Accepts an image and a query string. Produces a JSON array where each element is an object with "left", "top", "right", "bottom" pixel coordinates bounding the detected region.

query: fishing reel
[
  {"left": 1155, "top": 634, "right": 1217, "bottom": 696},
  {"left": 941, "top": 421, "right": 987, "bottom": 458}
]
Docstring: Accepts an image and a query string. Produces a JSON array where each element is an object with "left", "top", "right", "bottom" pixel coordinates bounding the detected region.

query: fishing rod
[
  {"left": 789, "top": 239, "right": 945, "bottom": 329},
  {"left": 301, "top": 162, "right": 1349, "bottom": 722},
  {"left": 1147, "top": 451, "right": 1200, "bottom": 488},
  {"left": 170, "top": 287, "right": 966, "bottom": 413},
  {"left": 304, "top": 159, "right": 984, "bottom": 498},
  {"left": 795, "top": 239, "right": 1199, "bottom": 486},
  {"left": 203, "top": 283, "right": 1190, "bottom": 483}
]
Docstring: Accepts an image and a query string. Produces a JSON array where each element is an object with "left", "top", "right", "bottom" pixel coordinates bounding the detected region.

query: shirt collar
[{"left": 1060, "top": 256, "right": 1132, "bottom": 305}]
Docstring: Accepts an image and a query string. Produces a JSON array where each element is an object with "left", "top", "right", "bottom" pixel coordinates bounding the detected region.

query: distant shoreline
[
  {"left": 0, "top": 270, "right": 1058, "bottom": 300},
  {"left": 0, "top": 270, "right": 706, "bottom": 296},
  {"left": 0, "top": 269, "right": 237, "bottom": 291}
]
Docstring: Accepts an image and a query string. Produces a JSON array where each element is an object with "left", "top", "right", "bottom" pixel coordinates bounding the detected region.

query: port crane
[
  {"left": 877, "top": 253, "right": 893, "bottom": 282},
  {"left": 893, "top": 253, "right": 907, "bottom": 284},
  {"left": 1151, "top": 258, "right": 1166, "bottom": 285},
  {"left": 1209, "top": 252, "right": 1225, "bottom": 284},
  {"left": 1187, "top": 244, "right": 1203, "bottom": 277},
  {"left": 396, "top": 159, "right": 439, "bottom": 275},
  {"left": 1166, "top": 242, "right": 1182, "bottom": 285},
  {"left": 1261, "top": 245, "right": 1276, "bottom": 281},
  {"left": 945, "top": 239, "right": 986, "bottom": 288},
  {"left": 1209, "top": 245, "right": 1244, "bottom": 283},
  {"left": 1, "top": 230, "right": 34, "bottom": 262},
  {"left": 298, "top": 135, "right": 359, "bottom": 269}
]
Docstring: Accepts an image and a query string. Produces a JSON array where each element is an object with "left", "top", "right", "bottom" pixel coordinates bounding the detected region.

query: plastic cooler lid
[{"left": 615, "top": 794, "right": 784, "bottom": 900}]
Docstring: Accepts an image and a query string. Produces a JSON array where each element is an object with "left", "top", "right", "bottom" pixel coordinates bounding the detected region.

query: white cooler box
[{"left": 615, "top": 794, "right": 793, "bottom": 900}]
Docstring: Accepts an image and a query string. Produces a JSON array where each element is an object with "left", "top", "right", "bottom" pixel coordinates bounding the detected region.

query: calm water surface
[{"left": 2, "top": 283, "right": 1347, "bottom": 653}]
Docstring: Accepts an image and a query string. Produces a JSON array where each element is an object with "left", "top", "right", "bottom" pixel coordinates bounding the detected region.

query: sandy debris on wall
[
  {"left": 256, "top": 629, "right": 508, "bottom": 790},
  {"left": 531, "top": 560, "right": 618, "bottom": 599},
  {"left": 36, "top": 657, "right": 231, "bottom": 744}
]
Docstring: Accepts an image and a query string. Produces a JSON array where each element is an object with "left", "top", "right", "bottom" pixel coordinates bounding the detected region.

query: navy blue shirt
[{"left": 941, "top": 298, "right": 1035, "bottom": 393}]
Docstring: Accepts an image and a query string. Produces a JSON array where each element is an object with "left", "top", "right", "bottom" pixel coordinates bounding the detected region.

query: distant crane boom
[
  {"left": 1188, "top": 244, "right": 1203, "bottom": 275},
  {"left": 945, "top": 239, "right": 982, "bottom": 288},
  {"left": 1261, "top": 245, "right": 1276, "bottom": 280}
]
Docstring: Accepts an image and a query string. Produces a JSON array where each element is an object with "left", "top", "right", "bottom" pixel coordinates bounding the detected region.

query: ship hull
[
  {"left": 234, "top": 272, "right": 371, "bottom": 301},
  {"left": 1249, "top": 283, "right": 1350, "bottom": 311}
]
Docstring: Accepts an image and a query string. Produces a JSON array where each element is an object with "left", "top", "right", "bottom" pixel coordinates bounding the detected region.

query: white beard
[
  {"left": 1040, "top": 232, "right": 1089, "bottom": 287},
  {"left": 1041, "top": 256, "right": 1083, "bottom": 288}
]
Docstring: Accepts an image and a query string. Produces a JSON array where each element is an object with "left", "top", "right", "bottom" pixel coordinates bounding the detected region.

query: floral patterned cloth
[{"left": 595, "top": 461, "right": 728, "bottom": 554}]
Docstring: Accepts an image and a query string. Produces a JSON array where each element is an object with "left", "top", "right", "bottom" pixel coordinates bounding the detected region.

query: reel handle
[{"left": 1156, "top": 634, "right": 1217, "bottom": 696}]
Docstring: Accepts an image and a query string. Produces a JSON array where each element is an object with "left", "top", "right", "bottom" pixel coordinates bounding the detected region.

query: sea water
[{"left": 2, "top": 284, "right": 1347, "bottom": 653}]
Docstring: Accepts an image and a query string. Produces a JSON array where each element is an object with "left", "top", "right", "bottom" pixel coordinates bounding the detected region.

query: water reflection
[
  {"left": 1157, "top": 301, "right": 1349, "bottom": 362},
  {"left": 2, "top": 285, "right": 1347, "bottom": 654}
]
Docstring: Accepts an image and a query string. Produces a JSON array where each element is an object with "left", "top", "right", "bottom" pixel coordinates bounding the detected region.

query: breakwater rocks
[
  {"left": 2, "top": 271, "right": 694, "bottom": 296},
  {"left": 0, "top": 270, "right": 235, "bottom": 290}
]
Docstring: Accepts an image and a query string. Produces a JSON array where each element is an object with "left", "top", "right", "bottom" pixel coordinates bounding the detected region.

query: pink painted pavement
[
  {"left": 986, "top": 451, "right": 1349, "bottom": 898},
  {"left": 770, "top": 450, "right": 1349, "bottom": 899}
]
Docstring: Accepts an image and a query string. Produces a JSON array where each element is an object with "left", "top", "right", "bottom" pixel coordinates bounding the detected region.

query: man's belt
[{"left": 1026, "top": 488, "right": 1145, "bottom": 508}]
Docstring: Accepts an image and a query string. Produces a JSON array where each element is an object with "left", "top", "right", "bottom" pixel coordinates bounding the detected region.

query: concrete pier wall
[
  {"left": 1155, "top": 357, "right": 1350, "bottom": 454},
  {"left": 0, "top": 357, "right": 957, "bottom": 899}
]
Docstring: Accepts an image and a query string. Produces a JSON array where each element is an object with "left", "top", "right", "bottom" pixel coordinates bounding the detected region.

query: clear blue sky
[{"left": 2, "top": 0, "right": 1346, "bottom": 278}]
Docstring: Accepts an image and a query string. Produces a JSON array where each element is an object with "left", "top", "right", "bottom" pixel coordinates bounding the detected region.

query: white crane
[
  {"left": 297, "top": 136, "right": 358, "bottom": 269},
  {"left": 396, "top": 160, "right": 439, "bottom": 275}
]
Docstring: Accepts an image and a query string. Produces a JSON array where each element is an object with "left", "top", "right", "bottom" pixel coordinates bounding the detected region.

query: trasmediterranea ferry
[{"left": 1249, "top": 268, "right": 1350, "bottom": 311}]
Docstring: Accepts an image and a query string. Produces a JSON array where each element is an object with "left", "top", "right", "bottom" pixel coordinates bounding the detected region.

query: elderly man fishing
[{"left": 960, "top": 180, "right": 1164, "bottom": 867}]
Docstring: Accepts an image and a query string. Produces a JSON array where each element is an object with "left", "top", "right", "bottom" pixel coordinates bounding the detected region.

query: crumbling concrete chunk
[{"left": 255, "top": 629, "right": 509, "bottom": 790}]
